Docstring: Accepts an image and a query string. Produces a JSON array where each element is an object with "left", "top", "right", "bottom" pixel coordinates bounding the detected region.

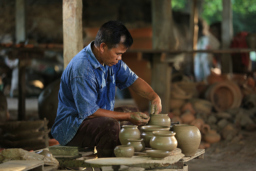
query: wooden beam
[
  {"left": 63, "top": 0, "right": 83, "bottom": 69},
  {"left": 221, "top": 0, "right": 233, "bottom": 73},
  {"left": 151, "top": 0, "right": 175, "bottom": 113},
  {"left": 15, "top": 0, "right": 26, "bottom": 44}
]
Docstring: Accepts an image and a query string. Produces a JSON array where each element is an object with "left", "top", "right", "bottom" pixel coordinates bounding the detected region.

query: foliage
[{"left": 171, "top": 0, "right": 256, "bottom": 34}]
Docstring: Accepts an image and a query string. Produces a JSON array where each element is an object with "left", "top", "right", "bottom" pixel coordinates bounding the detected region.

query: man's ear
[{"left": 99, "top": 43, "right": 107, "bottom": 53}]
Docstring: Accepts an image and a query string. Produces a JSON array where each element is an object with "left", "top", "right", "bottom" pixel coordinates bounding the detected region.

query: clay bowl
[
  {"left": 148, "top": 114, "right": 171, "bottom": 127},
  {"left": 140, "top": 125, "right": 170, "bottom": 147},
  {"left": 146, "top": 149, "right": 172, "bottom": 158},
  {"left": 114, "top": 145, "right": 134, "bottom": 158}
]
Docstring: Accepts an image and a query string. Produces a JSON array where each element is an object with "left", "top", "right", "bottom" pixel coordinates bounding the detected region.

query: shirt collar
[{"left": 85, "top": 41, "right": 102, "bottom": 69}]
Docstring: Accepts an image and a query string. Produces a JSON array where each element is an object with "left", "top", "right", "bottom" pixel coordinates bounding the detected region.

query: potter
[{"left": 51, "top": 21, "right": 162, "bottom": 158}]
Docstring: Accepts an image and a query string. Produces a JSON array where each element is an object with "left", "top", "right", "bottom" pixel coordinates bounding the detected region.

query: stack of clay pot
[{"left": 0, "top": 120, "right": 48, "bottom": 150}]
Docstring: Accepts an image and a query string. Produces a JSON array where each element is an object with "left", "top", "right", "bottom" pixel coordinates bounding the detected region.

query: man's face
[{"left": 102, "top": 43, "right": 128, "bottom": 66}]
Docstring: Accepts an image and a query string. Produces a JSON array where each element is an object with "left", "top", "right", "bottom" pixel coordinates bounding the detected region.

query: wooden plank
[
  {"left": 151, "top": 0, "right": 175, "bottom": 113},
  {"left": 221, "top": 0, "right": 233, "bottom": 74},
  {"left": 63, "top": 0, "right": 83, "bottom": 69},
  {"left": 15, "top": 0, "right": 26, "bottom": 44},
  {"left": 0, "top": 160, "right": 43, "bottom": 171},
  {"left": 18, "top": 64, "right": 26, "bottom": 121},
  {"left": 180, "top": 149, "right": 205, "bottom": 162}
]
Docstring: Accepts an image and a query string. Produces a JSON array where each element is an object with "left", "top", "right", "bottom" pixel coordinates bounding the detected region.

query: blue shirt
[{"left": 51, "top": 42, "right": 138, "bottom": 145}]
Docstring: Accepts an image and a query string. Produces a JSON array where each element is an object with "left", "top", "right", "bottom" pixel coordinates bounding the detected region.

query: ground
[{"left": 188, "top": 131, "right": 256, "bottom": 171}]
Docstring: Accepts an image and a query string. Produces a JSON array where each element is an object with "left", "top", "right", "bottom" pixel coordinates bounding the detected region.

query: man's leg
[{"left": 66, "top": 117, "right": 120, "bottom": 157}]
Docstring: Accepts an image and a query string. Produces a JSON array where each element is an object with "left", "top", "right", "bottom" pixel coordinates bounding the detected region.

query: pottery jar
[
  {"left": 148, "top": 114, "right": 171, "bottom": 127},
  {"left": 202, "top": 125, "right": 221, "bottom": 144},
  {"left": 127, "top": 139, "right": 145, "bottom": 152},
  {"left": 150, "top": 131, "right": 178, "bottom": 151},
  {"left": 119, "top": 125, "right": 140, "bottom": 145},
  {"left": 141, "top": 125, "right": 170, "bottom": 147},
  {"left": 171, "top": 124, "right": 201, "bottom": 157},
  {"left": 114, "top": 145, "right": 134, "bottom": 157}
]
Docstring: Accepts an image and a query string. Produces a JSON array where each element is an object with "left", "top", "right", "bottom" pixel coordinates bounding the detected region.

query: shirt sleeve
[
  {"left": 115, "top": 60, "right": 138, "bottom": 90},
  {"left": 70, "top": 76, "right": 99, "bottom": 119}
]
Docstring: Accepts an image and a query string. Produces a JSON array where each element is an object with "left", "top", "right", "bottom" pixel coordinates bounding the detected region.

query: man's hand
[
  {"left": 129, "top": 112, "right": 150, "bottom": 126},
  {"left": 150, "top": 96, "right": 162, "bottom": 115}
]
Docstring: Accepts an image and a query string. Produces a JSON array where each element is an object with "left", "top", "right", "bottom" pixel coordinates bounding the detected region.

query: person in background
[{"left": 194, "top": 22, "right": 221, "bottom": 82}]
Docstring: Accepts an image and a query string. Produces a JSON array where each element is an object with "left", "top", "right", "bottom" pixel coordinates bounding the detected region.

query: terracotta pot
[
  {"left": 169, "top": 98, "right": 186, "bottom": 110},
  {"left": 127, "top": 139, "right": 145, "bottom": 152},
  {"left": 181, "top": 112, "right": 195, "bottom": 124},
  {"left": 191, "top": 99, "right": 212, "bottom": 114},
  {"left": 141, "top": 125, "right": 170, "bottom": 147},
  {"left": 202, "top": 125, "right": 221, "bottom": 144},
  {"left": 172, "top": 109, "right": 181, "bottom": 116},
  {"left": 148, "top": 114, "right": 171, "bottom": 127},
  {"left": 119, "top": 125, "right": 140, "bottom": 145},
  {"left": 114, "top": 145, "right": 134, "bottom": 157},
  {"left": 176, "top": 82, "right": 198, "bottom": 98},
  {"left": 190, "top": 119, "right": 204, "bottom": 131},
  {"left": 181, "top": 102, "right": 196, "bottom": 115},
  {"left": 199, "top": 142, "right": 211, "bottom": 149},
  {"left": 171, "top": 124, "right": 201, "bottom": 157},
  {"left": 171, "top": 116, "right": 182, "bottom": 124},
  {"left": 205, "top": 81, "right": 242, "bottom": 112},
  {"left": 150, "top": 131, "right": 177, "bottom": 151}
]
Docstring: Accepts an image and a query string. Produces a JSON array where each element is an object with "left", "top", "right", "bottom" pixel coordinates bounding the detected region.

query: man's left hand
[{"left": 150, "top": 96, "right": 162, "bottom": 115}]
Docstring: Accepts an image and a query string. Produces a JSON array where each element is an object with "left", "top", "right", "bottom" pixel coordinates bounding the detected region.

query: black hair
[{"left": 94, "top": 21, "right": 133, "bottom": 49}]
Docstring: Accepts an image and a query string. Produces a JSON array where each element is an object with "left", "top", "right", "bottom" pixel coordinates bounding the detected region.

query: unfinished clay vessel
[
  {"left": 148, "top": 114, "right": 171, "bottom": 127},
  {"left": 141, "top": 125, "right": 170, "bottom": 147},
  {"left": 150, "top": 131, "right": 177, "bottom": 151},
  {"left": 171, "top": 124, "right": 201, "bottom": 157},
  {"left": 127, "top": 139, "right": 145, "bottom": 152},
  {"left": 114, "top": 145, "right": 134, "bottom": 157},
  {"left": 119, "top": 125, "right": 140, "bottom": 145}
]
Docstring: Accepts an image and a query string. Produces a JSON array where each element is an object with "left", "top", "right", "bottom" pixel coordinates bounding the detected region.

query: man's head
[{"left": 93, "top": 21, "right": 133, "bottom": 66}]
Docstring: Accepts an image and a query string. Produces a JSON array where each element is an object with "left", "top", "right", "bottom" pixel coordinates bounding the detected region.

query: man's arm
[
  {"left": 88, "top": 108, "right": 149, "bottom": 126},
  {"left": 129, "top": 78, "right": 162, "bottom": 114}
]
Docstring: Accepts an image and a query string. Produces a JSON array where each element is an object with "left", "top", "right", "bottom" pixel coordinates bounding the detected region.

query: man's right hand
[{"left": 129, "top": 112, "right": 150, "bottom": 126}]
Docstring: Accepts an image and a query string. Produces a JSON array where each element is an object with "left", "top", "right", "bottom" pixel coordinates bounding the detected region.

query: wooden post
[
  {"left": 221, "top": 0, "right": 233, "bottom": 73},
  {"left": 15, "top": 0, "right": 26, "bottom": 44},
  {"left": 151, "top": 0, "right": 176, "bottom": 113},
  {"left": 63, "top": 0, "right": 83, "bottom": 69},
  {"left": 16, "top": 0, "right": 26, "bottom": 120}
]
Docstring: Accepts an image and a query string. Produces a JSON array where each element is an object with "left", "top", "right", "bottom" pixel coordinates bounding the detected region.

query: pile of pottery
[
  {"left": 115, "top": 114, "right": 201, "bottom": 158},
  {"left": 0, "top": 120, "right": 49, "bottom": 150}
]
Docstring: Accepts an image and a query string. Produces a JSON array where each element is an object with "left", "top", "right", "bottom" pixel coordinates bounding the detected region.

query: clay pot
[
  {"left": 191, "top": 98, "right": 212, "bottom": 114},
  {"left": 141, "top": 125, "right": 170, "bottom": 147},
  {"left": 171, "top": 124, "right": 201, "bottom": 157},
  {"left": 127, "top": 139, "right": 145, "bottom": 152},
  {"left": 172, "top": 109, "right": 181, "bottom": 116},
  {"left": 217, "top": 119, "right": 228, "bottom": 130},
  {"left": 176, "top": 82, "right": 198, "bottom": 98},
  {"left": 181, "top": 112, "right": 195, "bottom": 124},
  {"left": 150, "top": 131, "right": 177, "bottom": 151},
  {"left": 114, "top": 145, "right": 134, "bottom": 157},
  {"left": 181, "top": 102, "right": 196, "bottom": 115},
  {"left": 171, "top": 116, "right": 182, "bottom": 124},
  {"left": 169, "top": 98, "right": 186, "bottom": 110},
  {"left": 205, "top": 81, "right": 242, "bottom": 112},
  {"left": 190, "top": 118, "right": 204, "bottom": 131},
  {"left": 199, "top": 142, "right": 211, "bottom": 149},
  {"left": 202, "top": 125, "right": 221, "bottom": 144},
  {"left": 148, "top": 114, "right": 171, "bottom": 127},
  {"left": 119, "top": 125, "right": 140, "bottom": 145}
]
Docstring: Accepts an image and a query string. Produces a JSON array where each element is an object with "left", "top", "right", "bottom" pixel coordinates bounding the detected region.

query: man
[{"left": 51, "top": 21, "right": 162, "bottom": 157}]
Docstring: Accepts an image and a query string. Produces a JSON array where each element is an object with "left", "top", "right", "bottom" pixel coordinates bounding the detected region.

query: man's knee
[{"left": 103, "top": 117, "right": 120, "bottom": 132}]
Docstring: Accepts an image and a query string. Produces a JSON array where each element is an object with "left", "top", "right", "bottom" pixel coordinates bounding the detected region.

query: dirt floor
[{"left": 188, "top": 131, "right": 256, "bottom": 171}]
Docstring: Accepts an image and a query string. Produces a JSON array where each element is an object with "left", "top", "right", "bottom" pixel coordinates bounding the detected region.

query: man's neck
[{"left": 91, "top": 43, "right": 104, "bottom": 65}]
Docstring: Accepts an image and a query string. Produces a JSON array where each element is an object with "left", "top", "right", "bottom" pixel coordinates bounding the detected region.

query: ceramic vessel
[
  {"left": 141, "top": 125, "right": 170, "bottom": 147},
  {"left": 148, "top": 114, "right": 171, "bottom": 127},
  {"left": 150, "top": 131, "right": 177, "bottom": 151},
  {"left": 119, "top": 125, "right": 140, "bottom": 145},
  {"left": 146, "top": 149, "right": 172, "bottom": 158},
  {"left": 114, "top": 145, "right": 134, "bottom": 157},
  {"left": 171, "top": 124, "right": 201, "bottom": 157},
  {"left": 127, "top": 139, "right": 145, "bottom": 152},
  {"left": 202, "top": 125, "right": 221, "bottom": 144},
  {"left": 181, "top": 112, "right": 195, "bottom": 124}
]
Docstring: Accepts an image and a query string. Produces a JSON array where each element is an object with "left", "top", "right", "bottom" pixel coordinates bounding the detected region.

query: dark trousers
[{"left": 66, "top": 117, "right": 120, "bottom": 157}]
